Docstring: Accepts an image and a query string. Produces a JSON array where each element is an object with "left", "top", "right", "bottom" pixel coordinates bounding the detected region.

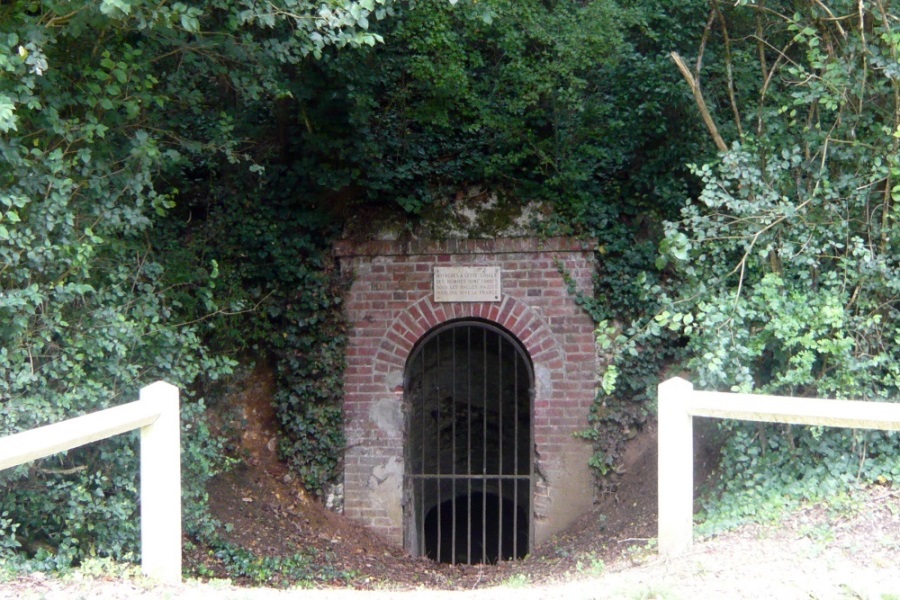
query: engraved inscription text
[{"left": 433, "top": 266, "right": 501, "bottom": 302}]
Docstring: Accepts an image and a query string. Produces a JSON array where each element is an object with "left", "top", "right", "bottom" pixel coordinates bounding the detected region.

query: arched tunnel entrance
[{"left": 405, "top": 321, "right": 533, "bottom": 564}]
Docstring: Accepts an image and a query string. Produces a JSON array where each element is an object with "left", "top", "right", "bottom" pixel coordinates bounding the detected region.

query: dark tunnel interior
[{"left": 423, "top": 490, "right": 530, "bottom": 564}]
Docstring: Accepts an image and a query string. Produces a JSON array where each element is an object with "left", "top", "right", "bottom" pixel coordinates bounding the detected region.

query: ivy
[
  {"left": 0, "top": 0, "right": 393, "bottom": 569},
  {"left": 205, "top": 538, "right": 354, "bottom": 587},
  {"left": 11, "top": 0, "right": 898, "bottom": 569},
  {"left": 607, "top": 0, "right": 900, "bottom": 521}
]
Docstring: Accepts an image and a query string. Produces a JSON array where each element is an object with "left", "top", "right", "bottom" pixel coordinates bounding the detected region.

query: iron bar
[
  {"left": 405, "top": 321, "right": 534, "bottom": 565},
  {"left": 497, "top": 333, "right": 503, "bottom": 559},
  {"left": 408, "top": 474, "right": 531, "bottom": 481},
  {"left": 481, "top": 326, "right": 487, "bottom": 564},
  {"left": 419, "top": 343, "right": 426, "bottom": 558},
  {"left": 513, "top": 350, "right": 519, "bottom": 557},
  {"left": 436, "top": 333, "right": 442, "bottom": 563},
  {"left": 451, "top": 327, "right": 457, "bottom": 564},
  {"left": 466, "top": 325, "right": 472, "bottom": 565}
]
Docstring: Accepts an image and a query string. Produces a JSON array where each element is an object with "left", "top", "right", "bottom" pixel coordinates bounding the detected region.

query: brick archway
[
  {"left": 334, "top": 237, "right": 597, "bottom": 549},
  {"left": 373, "top": 294, "right": 564, "bottom": 390}
]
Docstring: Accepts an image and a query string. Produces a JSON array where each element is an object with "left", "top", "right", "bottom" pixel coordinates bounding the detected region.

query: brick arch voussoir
[{"left": 374, "top": 295, "right": 563, "bottom": 384}]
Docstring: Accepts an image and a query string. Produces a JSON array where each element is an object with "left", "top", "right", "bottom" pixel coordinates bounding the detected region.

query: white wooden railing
[
  {"left": 657, "top": 377, "right": 900, "bottom": 556},
  {"left": 0, "top": 381, "right": 181, "bottom": 582}
]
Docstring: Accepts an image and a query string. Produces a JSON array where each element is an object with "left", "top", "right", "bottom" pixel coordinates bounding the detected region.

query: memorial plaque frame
[{"left": 433, "top": 266, "right": 501, "bottom": 303}]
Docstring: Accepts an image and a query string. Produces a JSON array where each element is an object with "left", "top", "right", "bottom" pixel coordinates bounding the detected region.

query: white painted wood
[
  {"left": 687, "top": 390, "right": 900, "bottom": 431},
  {"left": 657, "top": 377, "right": 695, "bottom": 557},
  {"left": 657, "top": 377, "right": 900, "bottom": 557},
  {"left": 0, "top": 401, "right": 159, "bottom": 471},
  {"left": 139, "top": 381, "right": 182, "bottom": 583},
  {"left": 0, "top": 382, "right": 182, "bottom": 583}
]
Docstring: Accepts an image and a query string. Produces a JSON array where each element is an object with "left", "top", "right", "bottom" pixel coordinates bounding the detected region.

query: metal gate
[{"left": 405, "top": 321, "right": 533, "bottom": 564}]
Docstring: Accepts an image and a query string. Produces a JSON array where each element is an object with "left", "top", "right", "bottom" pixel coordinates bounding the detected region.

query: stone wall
[{"left": 334, "top": 237, "right": 598, "bottom": 550}]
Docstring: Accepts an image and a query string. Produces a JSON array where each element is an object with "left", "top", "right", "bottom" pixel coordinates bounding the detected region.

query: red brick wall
[{"left": 334, "top": 237, "right": 598, "bottom": 548}]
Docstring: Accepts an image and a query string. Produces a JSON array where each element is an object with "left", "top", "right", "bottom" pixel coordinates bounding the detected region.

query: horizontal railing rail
[
  {"left": 0, "top": 381, "right": 181, "bottom": 582},
  {"left": 657, "top": 377, "right": 900, "bottom": 556}
]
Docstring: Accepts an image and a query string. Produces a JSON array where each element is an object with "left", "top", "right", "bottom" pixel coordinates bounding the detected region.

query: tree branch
[
  {"left": 710, "top": 0, "right": 744, "bottom": 139},
  {"left": 670, "top": 52, "right": 728, "bottom": 152}
]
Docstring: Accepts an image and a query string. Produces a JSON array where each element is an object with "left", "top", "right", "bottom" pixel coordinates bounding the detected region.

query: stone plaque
[{"left": 433, "top": 266, "right": 501, "bottom": 302}]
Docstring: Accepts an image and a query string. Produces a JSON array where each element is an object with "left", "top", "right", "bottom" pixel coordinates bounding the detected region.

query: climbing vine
[{"left": 606, "top": 0, "right": 900, "bottom": 517}]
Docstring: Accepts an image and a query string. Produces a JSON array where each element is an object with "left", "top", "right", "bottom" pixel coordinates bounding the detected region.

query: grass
[
  {"left": 500, "top": 573, "right": 531, "bottom": 588},
  {"left": 574, "top": 552, "right": 606, "bottom": 577}
]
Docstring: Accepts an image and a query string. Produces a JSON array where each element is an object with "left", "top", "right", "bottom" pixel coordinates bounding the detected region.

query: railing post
[
  {"left": 139, "top": 381, "right": 181, "bottom": 582},
  {"left": 658, "top": 377, "right": 694, "bottom": 557}
]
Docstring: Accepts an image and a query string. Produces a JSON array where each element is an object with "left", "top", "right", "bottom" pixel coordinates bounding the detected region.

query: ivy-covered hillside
[{"left": 1, "top": 0, "right": 899, "bottom": 576}]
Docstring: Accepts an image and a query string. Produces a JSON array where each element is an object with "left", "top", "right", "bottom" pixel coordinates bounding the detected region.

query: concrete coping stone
[{"left": 333, "top": 237, "right": 597, "bottom": 258}]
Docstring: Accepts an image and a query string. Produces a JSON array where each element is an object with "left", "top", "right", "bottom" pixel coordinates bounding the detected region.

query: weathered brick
[{"left": 336, "top": 237, "right": 597, "bottom": 549}]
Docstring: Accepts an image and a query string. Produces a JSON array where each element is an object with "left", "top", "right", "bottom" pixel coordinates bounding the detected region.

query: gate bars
[{"left": 406, "top": 322, "right": 533, "bottom": 564}]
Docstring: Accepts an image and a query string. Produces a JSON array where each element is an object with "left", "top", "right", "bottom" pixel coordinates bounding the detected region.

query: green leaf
[
  {"left": 0, "top": 95, "right": 17, "bottom": 132},
  {"left": 181, "top": 13, "right": 201, "bottom": 32}
]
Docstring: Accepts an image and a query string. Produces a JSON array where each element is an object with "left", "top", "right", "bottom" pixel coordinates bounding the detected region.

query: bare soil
[{"left": 190, "top": 362, "right": 679, "bottom": 590}]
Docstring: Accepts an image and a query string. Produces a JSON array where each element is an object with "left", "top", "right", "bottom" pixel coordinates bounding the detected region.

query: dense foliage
[
  {"left": 3, "top": 0, "right": 899, "bottom": 572},
  {"left": 295, "top": 0, "right": 710, "bottom": 228},
  {"left": 0, "top": 0, "right": 387, "bottom": 569},
  {"left": 605, "top": 0, "right": 900, "bottom": 520}
]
